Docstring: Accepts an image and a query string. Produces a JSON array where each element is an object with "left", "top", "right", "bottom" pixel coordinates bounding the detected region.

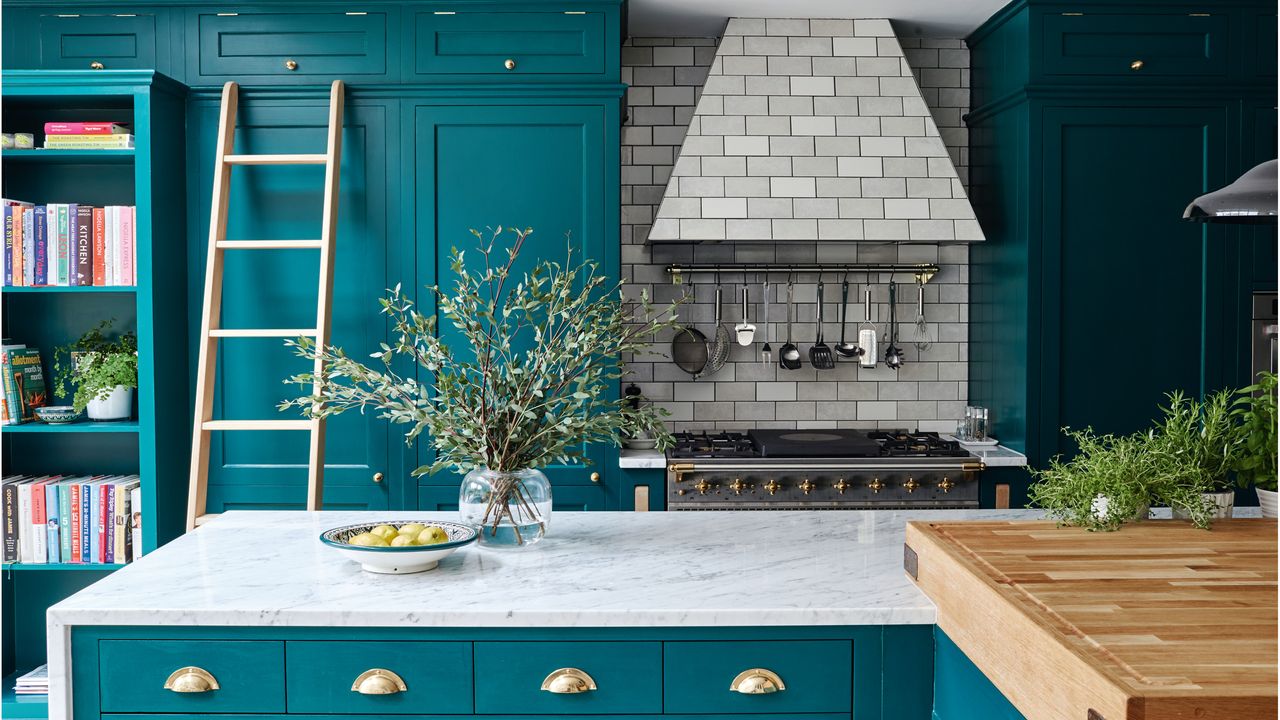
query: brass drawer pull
[
  {"left": 352, "top": 668, "right": 407, "bottom": 695},
  {"left": 90, "top": 61, "right": 105, "bottom": 70},
  {"left": 163, "top": 667, "right": 219, "bottom": 693},
  {"left": 541, "top": 668, "right": 596, "bottom": 694},
  {"left": 590, "top": 472, "right": 600, "bottom": 483},
  {"left": 730, "top": 668, "right": 785, "bottom": 694},
  {"left": 504, "top": 58, "right": 516, "bottom": 70},
  {"left": 1130, "top": 59, "right": 1144, "bottom": 70},
  {"left": 285, "top": 59, "right": 299, "bottom": 71}
]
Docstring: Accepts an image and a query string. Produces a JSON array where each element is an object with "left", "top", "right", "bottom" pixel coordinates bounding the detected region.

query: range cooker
[{"left": 666, "top": 429, "right": 984, "bottom": 509}]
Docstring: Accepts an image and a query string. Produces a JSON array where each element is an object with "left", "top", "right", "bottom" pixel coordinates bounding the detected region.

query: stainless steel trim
[{"left": 669, "top": 461, "right": 984, "bottom": 473}]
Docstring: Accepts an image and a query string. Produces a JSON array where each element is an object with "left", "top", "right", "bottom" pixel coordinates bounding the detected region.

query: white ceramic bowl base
[{"left": 330, "top": 546, "right": 449, "bottom": 574}]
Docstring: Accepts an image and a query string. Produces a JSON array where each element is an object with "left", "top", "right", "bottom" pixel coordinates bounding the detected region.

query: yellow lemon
[
  {"left": 397, "top": 523, "right": 427, "bottom": 538},
  {"left": 389, "top": 534, "right": 416, "bottom": 547},
  {"left": 347, "top": 532, "right": 380, "bottom": 547},
  {"left": 369, "top": 524, "right": 398, "bottom": 540},
  {"left": 416, "top": 526, "right": 450, "bottom": 545}
]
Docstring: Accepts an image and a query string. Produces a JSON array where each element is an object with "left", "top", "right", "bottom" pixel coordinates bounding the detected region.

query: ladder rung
[
  {"left": 202, "top": 420, "right": 313, "bottom": 431},
  {"left": 209, "top": 328, "right": 318, "bottom": 338},
  {"left": 223, "top": 153, "right": 327, "bottom": 165},
  {"left": 217, "top": 240, "right": 324, "bottom": 250},
  {"left": 192, "top": 513, "right": 219, "bottom": 527}
]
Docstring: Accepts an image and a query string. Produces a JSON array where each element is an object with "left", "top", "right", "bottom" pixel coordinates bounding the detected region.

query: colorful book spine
[
  {"left": 16, "top": 480, "right": 31, "bottom": 563},
  {"left": 74, "top": 205, "right": 92, "bottom": 287},
  {"left": 119, "top": 206, "right": 134, "bottom": 286},
  {"left": 129, "top": 485, "right": 141, "bottom": 561},
  {"left": 92, "top": 207, "right": 106, "bottom": 286},
  {"left": 29, "top": 479, "right": 46, "bottom": 564},
  {"left": 9, "top": 349, "right": 47, "bottom": 420},
  {"left": 97, "top": 481, "right": 111, "bottom": 563},
  {"left": 43, "top": 135, "right": 135, "bottom": 149},
  {"left": 12, "top": 205, "right": 24, "bottom": 286},
  {"left": 105, "top": 484, "right": 116, "bottom": 563},
  {"left": 58, "top": 481, "right": 73, "bottom": 563},
  {"left": 45, "top": 480, "right": 60, "bottom": 564},
  {"left": 2, "top": 481, "right": 17, "bottom": 562},
  {"left": 4, "top": 205, "right": 13, "bottom": 286},
  {"left": 79, "top": 479, "right": 91, "bottom": 563},
  {"left": 43, "top": 122, "right": 130, "bottom": 135},
  {"left": 1, "top": 349, "right": 23, "bottom": 426},
  {"left": 32, "top": 206, "right": 47, "bottom": 286},
  {"left": 69, "top": 482, "right": 80, "bottom": 563},
  {"left": 53, "top": 204, "right": 66, "bottom": 285},
  {"left": 21, "top": 206, "right": 32, "bottom": 286},
  {"left": 113, "top": 481, "right": 133, "bottom": 563},
  {"left": 104, "top": 207, "right": 115, "bottom": 286}
]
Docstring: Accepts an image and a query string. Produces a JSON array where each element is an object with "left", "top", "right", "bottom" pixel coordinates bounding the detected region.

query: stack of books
[
  {"left": 2, "top": 199, "right": 137, "bottom": 286},
  {"left": 13, "top": 665, "right": 48, "bottom": 696},
  {"left": 0, "top": 342, "right": 45, "bottom": 425},
  {"left": 41, "top": 122, "right": 133, "bottom": 150},
  {"left": 1, "top": 475, "right": 143, "bottom": 565}
]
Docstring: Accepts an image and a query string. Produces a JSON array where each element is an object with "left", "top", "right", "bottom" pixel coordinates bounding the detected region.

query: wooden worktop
[{"left": 906, "top": 519, "right": 1278, "bottom": 720}]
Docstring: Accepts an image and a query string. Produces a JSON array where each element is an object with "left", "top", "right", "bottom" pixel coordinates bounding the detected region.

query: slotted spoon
[
  {"left": 779, "top": 278, "right": 802, "bottom": 370},
  {"left": 809, "top": 280, "right": 836, "bottom": 370}
]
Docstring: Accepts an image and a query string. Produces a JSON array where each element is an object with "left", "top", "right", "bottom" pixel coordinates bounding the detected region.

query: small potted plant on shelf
[
  {"left": 1232, "top": 371, "right": 1277, "bottom": 518},
  {"left": 281, "top": 227, "right": 682, "bottom": 548},
  {"left": 1149, "top": 389, "right": 1241, "bottom": 520},
  {"left": 52, "top": 320, "right": 138, "bottom": 422}
]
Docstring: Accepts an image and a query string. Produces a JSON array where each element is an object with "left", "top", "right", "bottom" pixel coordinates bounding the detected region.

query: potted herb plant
[
  {"left": 282, "top": 227, "right": 681, "bottom": 548},
  {"left": 52, "top": 320, "right": 138, "bottom": 422},
  {"left": 1232, "top": 372, "right": 1277, "bottom": 518},
  {"left": 1150, "top": 389, "right": 1240, "bottom": 520},
  {"left": 1029, "top": 428, "right": 1157, "bottom": 531}
]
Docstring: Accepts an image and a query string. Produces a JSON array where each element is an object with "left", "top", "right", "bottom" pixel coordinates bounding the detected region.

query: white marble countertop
[
  {"left": 619, "top": 444, "right": 1028, "bottom": 468},
  {"left": 619, "top": 448, "right": 665, "bottom": 468}
]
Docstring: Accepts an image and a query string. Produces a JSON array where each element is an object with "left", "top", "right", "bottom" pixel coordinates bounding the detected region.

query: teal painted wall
[{"left": 933, "top": 627, "right": 1025, "bottom": 720}]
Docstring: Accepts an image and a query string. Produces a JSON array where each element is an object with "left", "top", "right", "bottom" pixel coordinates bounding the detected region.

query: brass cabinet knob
[
  {"left": 938, "top": 476, "right": 954, "bottom": 493},
  {"left": 765, "top": 480, "right": 781, "bottom": 495},
  {"left": 868, "top": 477, "right": 884, "bottom": 493},
  {"left": 590, "top": 472, "right": 600, "bottom": 483},
  {"left": 504, "top": 58, "right": 517, "bottom": 70},
  {"left": 541, "top": 668, "right": 597, "bottom": 694},
  {"left": 90, "top": 61, "right": 105, "bottom": 70},
  {"left": 372, "top": 472, "right": 384, "bottom": 483},
  {"left": 163, "top": 667, "right": 219, "bottom": 693},
  {"left": 730, "top": 668, "right": 786, "bottom": 694},
  {"left": 903, "top": 477, "right": 919, "bottom": 493},
  {"left": 285, "top": 59, "right": 299, "bottom": 71},
  {"left": 834, "top": 478, "right": 849, "bottom": 494},
  {"left": 1130, "top": 59, "right": 1144, "bottom": 70},
  {"left": 352, "top": 668, "right": 406, "bottom": 695}
]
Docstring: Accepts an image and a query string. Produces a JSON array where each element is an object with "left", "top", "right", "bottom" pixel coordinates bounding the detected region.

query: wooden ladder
[{"left": 186, "top": 80, "right": 345, "bottom": 531}]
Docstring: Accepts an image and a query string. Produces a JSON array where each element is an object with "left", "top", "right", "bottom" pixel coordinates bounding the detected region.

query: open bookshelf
[{"left": 0, "top": 71, "right": 189, "bottom": 718}]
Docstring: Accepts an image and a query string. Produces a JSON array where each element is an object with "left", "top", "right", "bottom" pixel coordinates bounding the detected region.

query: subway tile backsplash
[{"left": 621, "top": 32, "right": 970, "bottom": 433}]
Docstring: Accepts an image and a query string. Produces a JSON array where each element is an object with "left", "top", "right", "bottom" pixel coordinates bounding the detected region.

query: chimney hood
[
  {"left": 649, "top": 18, "right": 983, "bottom": 244},
  {"left": 1183, "top": 160, "right": 1278, "bottom": 225}
]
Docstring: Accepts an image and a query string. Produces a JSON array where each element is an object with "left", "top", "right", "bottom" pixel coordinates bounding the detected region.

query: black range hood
[{"left": 1183, "top": 160, "right": 1278, "bottom": 225}]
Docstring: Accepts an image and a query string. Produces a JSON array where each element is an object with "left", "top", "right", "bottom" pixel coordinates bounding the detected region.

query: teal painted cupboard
[
  {"left": 0, "top": 0, "right": 626, "bottom": 512},
  {"left": 966, "top": 0, "right": 1278, "bottom": 468}
]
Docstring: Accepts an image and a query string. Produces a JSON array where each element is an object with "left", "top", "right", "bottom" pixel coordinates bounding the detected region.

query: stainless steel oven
[{"left": 1253, "top": 292, "right": 1277, "bottom": 380}]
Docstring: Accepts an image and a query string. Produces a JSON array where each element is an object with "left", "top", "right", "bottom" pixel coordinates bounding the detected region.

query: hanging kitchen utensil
[
  {"left": 761, "top": 277, "right": 772, "bottom": 364},
  {"left": 671, "top": 281, "right": 709, "bottom": 377},
  {"left": 835, "top": 274, "right": 862, "bottom": 360},
  {"left": 735, "top": 284, "right": 756, "bottom": 346},
  {"left": 779, "top": 277, "right": 802, "bottom": 370},
  {"left": 698, "top": 282, "right": 731, "bottom": 379},
  {"left": 885, "top": 280, "right": 905, "bottom": 370},
  {"left": 913, "top": 275, "right": 934, "bottom": 352},
  {"left": 858, "top": 286, "right": 878, "bottom": 368},
  {"left": 809, "top": 279, "right": 836, "bottom": 370}
]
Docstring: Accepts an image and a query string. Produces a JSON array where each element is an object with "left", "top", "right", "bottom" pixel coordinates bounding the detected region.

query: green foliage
[
  {"left": 1232, "top": 371, "right": 1278, "bottom": 492},
  {"left": 51, "top": 320, "right": 139, "bottom": 413},
  {"left": 281, "top": 226, "right": 683, "bottom": 477},
  {"left": 1147, "top": 389, "right": 1240, "bottom": 493},
  {"left": 1029, "top": 428, "right": 1157, "bottom": 531}
]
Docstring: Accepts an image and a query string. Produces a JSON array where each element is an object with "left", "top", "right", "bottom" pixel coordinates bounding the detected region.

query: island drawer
[
  {"left": 474, "top": 640, "right": 663, "bottom": 714},
  {"left": 285, "top": 640, "right": 473, "bottom": 714},
  {"left": 99, "top": 639, "right": 285, "bottom": 713},
  {"left": 663, "top": 640, "right": 853, "bottom": 714}
]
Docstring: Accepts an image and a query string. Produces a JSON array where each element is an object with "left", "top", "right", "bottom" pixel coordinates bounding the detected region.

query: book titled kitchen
[
  {"left": 1, "top": 201, "right": 136, "bottom": 287},
  {"left": 42, "top": 122, "right": 133, "bottom": 149}
]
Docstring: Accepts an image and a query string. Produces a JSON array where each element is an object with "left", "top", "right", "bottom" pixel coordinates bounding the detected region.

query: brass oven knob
[
  {"left": 903, "top": 477, "right": 919, "bottom": 493},
  {"left": 833, "top": 478, "right": 849, "bottom": 494},
  {"left": 504, "top": 58, "right": 517, "bottom": 70},
  {"left": 765, "top": 480, "right": 781, "bottom": 496},
  {"left": 1129, "top": 59, "right": 1144, "bottom": 71},
  {"left": 868, "top": 477, "right": 884, "bottom": 493},
  {"left": 696, "top": 480, "right": 712, "bottom": 495},
  {"left": 938, "top": 476, "right": 954, "bottom": 493},
  {"left": 285, "top": 59, "right": 299, "bottom": 71},
  {"left": 90, "top": 61, "right": 105, "bottom": 70},
  {"left": 352, "top": 668, "right": 407, "bottom": 695},
  {"left": 799, "top": 478, "right": 815, "bottom": 495},
  {"left": 730, "top": 478, "right": 746, "bottom": 495}
]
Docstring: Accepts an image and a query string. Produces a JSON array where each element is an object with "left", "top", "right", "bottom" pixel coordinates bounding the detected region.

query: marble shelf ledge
[{"left": 619, "top": 448, "right": 665, "bottom": 468}]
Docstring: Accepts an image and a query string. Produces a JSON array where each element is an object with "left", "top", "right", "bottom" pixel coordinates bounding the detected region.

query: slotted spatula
[
  {"left": 735, "top": 285, "right": 756, "bottom": 346},
  {"left": 809, "top": 280, "right": 836, "bottom": 370}
]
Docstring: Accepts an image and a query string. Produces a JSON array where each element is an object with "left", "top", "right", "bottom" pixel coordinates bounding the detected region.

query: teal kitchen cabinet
[
  {"left": 933, "top": 628, "right": 1025, "bottom": 720},
  {"left": 2, "top": 7, "right": 177, "bottom": 74},
  {"left": 411, "top": 97, "right": 623, "bottom": 501},
  {"left": 185, "top": 95, "right": 411, "bottom": 512},
  {"left": 967, "top": 0, "right": 1277, "bottom": 468}
]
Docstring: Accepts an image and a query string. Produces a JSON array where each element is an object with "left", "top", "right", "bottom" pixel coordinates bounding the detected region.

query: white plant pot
[
  {"left": 1257, "top": 488, "right": 1278, "bottom": 519},
  {"left": 1172, "top": 490, "right": 1235, "bottom": 520},
  {"left": 1091, "top": 494, "right": 1150, "bottom": 522},
  {"left": 87, "top": 385, "right": 133, "bottom": 421}
]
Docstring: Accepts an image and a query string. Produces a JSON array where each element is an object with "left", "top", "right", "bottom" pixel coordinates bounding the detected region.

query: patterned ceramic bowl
[
  {"left": 35, "top": 406, "right": 83, "bottom": 424},
  {"left": 319, "top": 520, "right": 477, "bottom": 574}
]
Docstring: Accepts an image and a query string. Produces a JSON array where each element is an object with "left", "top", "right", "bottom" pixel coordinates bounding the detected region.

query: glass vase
[{"left": 458, "top": 467, "right": 551, "bottom": 549}]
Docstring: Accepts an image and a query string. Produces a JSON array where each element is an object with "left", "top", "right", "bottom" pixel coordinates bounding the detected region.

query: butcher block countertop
[{"left": 905, "top": 519, "right": 1278, "bottom": 720}]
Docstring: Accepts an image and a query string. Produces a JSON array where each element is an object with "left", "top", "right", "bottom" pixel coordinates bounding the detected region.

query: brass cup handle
[
  {"left": 352, "top": 668, "right": 407, "bottom": 695},
  {"left": 1130, "top": 59, "right": 1144, "bottom": 70},
  {"left": 285, "top": 59, "right": 299, "bottom": 71},
  {"left": 541, "top": 668, "right": 597, "bottom": 694},
  {"left": 164, "top": 667, "right": 220, "bottom": 693},
  {"left": 730, "top": 668, "right": 786, "bottom": 694},
  {"left": 504, "top": 58, "right": 517, "bottom": 70},
  {"left": 90, "top": 61, "right": 105, "bottom": 70}
]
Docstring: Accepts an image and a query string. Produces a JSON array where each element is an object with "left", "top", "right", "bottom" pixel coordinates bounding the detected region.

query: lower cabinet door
[
  {"left": 664, "top": 640, "right": 853, "bottom": 714},
  {"left": 285, "top": 640, "right": 472, "bottom": 714},
  {"left": 99, "top": 640, "right": 285, "bottom": 713},
  {"left": 473, "top": 641, "right": 662, "bottom": 714}
]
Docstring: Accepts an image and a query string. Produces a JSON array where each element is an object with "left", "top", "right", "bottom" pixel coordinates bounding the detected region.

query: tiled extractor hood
[{"left": 648, "top": 18, "right": 984, "bottom": 244}]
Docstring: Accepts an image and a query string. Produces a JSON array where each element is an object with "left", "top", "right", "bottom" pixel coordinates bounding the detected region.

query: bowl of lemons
[{"left": 320, "top": 520, "right": 478, "bottom": 574}]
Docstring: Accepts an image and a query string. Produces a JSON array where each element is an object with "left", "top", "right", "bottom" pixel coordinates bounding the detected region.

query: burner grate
[{"left": 669, "top": 431, "right": 756, "bottom": 459}]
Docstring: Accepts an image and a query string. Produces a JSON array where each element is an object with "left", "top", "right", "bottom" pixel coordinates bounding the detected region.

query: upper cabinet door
[
  {"left": 1039, "top": 13, "right": 1229, "bottom": 80},
  {"left": 3, "top": 9, "right": 168, "bottom": 73},
  {"left": 411, "top": 10, "right": 607, "bottom": 80},
  {"left": 189, "top": 9, "right": 394, "bottom": 84},
  {"left": 413, "top": 102, "right": 615, "bottom": 488},
  {"left": 186, "top": 98, "right": 404, "bottom": 511}
]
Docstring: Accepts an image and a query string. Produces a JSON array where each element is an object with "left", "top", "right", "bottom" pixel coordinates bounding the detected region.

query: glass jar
[{"left": 458, "top": 467, "right": 552, "bottom": 549}]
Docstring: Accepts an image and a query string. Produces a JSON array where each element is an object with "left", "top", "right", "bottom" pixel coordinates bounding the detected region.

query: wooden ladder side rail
[{"left": 186, "top": 81, "right": 345, "bottom": 531}]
